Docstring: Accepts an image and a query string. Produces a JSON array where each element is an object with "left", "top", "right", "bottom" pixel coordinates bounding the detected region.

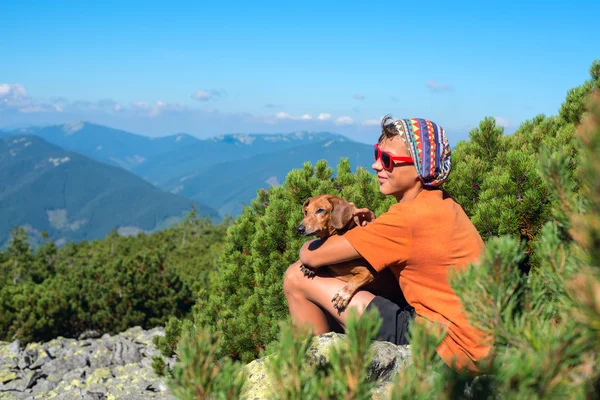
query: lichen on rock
[{"left": 0, "top": 327, "right": 175, "bottom": 400}]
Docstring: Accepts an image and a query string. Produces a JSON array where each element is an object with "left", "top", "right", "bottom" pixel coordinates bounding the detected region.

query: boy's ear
[{"left": 328, "top": 197, "right": 354, "bottom": 230}]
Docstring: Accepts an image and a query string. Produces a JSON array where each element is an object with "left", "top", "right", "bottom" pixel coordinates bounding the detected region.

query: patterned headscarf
[{"left": 394, "top": 118, "right": 452, "bottom": 187}]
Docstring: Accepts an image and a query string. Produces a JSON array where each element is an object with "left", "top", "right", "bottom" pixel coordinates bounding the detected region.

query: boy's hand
[{"left": 350, "top": 204, "right": 376, "bottom": 227}]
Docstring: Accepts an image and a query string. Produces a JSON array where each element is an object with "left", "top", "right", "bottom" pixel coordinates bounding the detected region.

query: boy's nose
[{"left": 372, "top": 158, "right": 383, "bottom": 171}]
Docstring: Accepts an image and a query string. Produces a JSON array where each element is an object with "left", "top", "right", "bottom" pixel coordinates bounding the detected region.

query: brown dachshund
[{"left": 297, "top": 194, "right": 379, "bottom": 310}]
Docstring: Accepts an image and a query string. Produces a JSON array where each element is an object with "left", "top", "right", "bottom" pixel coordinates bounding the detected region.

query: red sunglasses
[{"left": 374, "top": 143, "right": 413, "bottom": 172}]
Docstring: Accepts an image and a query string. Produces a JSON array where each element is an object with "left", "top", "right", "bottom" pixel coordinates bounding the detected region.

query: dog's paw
[
  {"left": 332, "top": 289, "right": 352, "bottom": 310},
  {"left": 299, "top": 263, "right": 316, "bottom": 277}
]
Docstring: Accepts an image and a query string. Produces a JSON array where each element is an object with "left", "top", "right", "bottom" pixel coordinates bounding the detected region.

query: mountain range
[
  {"left": 133, "top": 131, "right": 350, "bottom": 185},
  {"left": 0, "top": 134, "right": 217, "bottom": 246},
  {"left": 4, "top": 122, "right": 199, "bottom": 171},
  {"left": 0, "top": 122, "right": 377, "bottom": 245},
  {"left": 163, "top": 139, "right": 374, "bottom": 216}
]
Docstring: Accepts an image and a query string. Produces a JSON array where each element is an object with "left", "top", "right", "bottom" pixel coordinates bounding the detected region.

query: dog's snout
[{"left": 297, "top": 224, "right": 306, "bottom": 235}]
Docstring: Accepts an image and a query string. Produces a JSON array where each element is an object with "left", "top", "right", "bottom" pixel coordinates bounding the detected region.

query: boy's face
[{"left": 373, "top": 135, "right": 421, "bottom": 200}]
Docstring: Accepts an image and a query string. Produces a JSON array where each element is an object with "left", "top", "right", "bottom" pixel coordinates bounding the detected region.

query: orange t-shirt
[{"left": 343, "top": 188, "right": 491, "bottom": 372}]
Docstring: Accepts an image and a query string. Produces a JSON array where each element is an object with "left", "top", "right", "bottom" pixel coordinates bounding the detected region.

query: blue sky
[{"left": 1, "top": 0, "right": 598, "bottom": 144}]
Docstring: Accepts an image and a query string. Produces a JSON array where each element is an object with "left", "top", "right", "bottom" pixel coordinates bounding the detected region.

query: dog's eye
[{"left": 316, "top": 208, "right": 326, "bottom": 214}]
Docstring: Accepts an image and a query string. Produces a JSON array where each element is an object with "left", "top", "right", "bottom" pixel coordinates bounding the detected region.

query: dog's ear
[
  {"left": 328, "top": 197, "right": 355, "bottom": 230},
  {"left": 302, "top": 198, "right": 310, "bottom": 211}
]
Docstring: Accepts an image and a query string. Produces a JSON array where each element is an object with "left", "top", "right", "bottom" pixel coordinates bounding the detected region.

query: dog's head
[{"left": 297, "top": 194, "right": 356, "bottom": 238}]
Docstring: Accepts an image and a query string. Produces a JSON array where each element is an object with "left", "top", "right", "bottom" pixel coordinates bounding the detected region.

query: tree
[{"left": 559, "top": 60, "right": 600, "bottom": 124}]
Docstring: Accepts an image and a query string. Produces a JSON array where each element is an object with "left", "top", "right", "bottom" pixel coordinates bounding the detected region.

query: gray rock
[
  {"left": 2, "top": 370, "right": 45, "bottom": 392},
  {"left": 53, "top": 388, "right": 86, "bottom": 399},
  {"left": 30, "top": 377, "right": 58, "bottom": 393},
  {"left": 41, "top": 354, "right": 88, "bottom": 378},
  {"left": 2, "top": 327, "right": 175, "bottom": 400},
  {"left": 88, "top": 345, "right": 112, "bottom": 370},
  {"left": 242, "top": 333, "right": 413, "bottom": 400},
  {"left": 1, "top": 391, "right": 35, "bottom": 400},
  {"left": 78, "top": 330, "right": 103, "bottom": 340},
  {"left": 17, "top": 349, "right": 37, "bottom": 370},
  {"left": 118, "top": 326, "right": 144, "bottom": 341},
  {"left": 83, "top": 392, "right": 107, "bottom": 400},
  {"left": 84, "top": 384, "right": 108, "bottom": 395},
  {"left": 109, "top": 338, "right": 141, "bottom": 365},
  {"left": 61, "top": 366, "right": 89, "bottom": 382},
  {"left": 28, "top": 348, "right": 52, "bottom": 370},
  {"left": 368, "top": 340, "right": 412, "bottom": 382},
  {"left": 7, "top": 341, "right": 21, "bottom": 358}
]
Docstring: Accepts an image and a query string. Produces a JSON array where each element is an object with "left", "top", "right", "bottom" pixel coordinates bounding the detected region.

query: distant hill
[
  {"left": 162, "top": 139, "right": 375, "bottom": 216},
  {"left": 7, "top": 122, "right": 199, "bottom": 171},
  {"left": 3, "top": 122, "right": 377, "bottom": 222},
  {"left": 133, "top": 131, "right": 349, "bottom": 185},
  {"left": 0, "top": 135, "right": 218, "bottom": 246}
]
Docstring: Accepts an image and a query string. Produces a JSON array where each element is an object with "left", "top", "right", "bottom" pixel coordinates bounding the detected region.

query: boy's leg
[{"left": 283, "top": 260, "right": 376, "bottom": 334}]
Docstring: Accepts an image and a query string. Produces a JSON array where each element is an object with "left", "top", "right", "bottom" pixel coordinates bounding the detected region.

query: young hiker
[{"left": 283, "top": 116, "right": 490, "bottom": 373}]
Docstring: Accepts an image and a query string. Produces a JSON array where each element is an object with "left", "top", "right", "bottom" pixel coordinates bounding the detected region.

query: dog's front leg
[
  {"left": 332, "top": 270, "right": 375, "bottom": 310},
  {"left": 299, "top": 263, "right": 316, "bottom": 277}
]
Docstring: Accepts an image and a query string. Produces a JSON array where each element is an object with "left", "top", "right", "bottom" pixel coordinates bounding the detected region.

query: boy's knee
[{"left": 283, "top": 261, "right": 304, "bottom": 296}]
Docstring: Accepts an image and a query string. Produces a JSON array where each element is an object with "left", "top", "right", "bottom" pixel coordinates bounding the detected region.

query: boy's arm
[{"left": 299, "top": 235, "right": 360, "bottom": 268}]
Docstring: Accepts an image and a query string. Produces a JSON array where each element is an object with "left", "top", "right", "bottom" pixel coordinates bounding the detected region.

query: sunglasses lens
[
  {"left": 374, "top": 147, "right": 379, "bottom": 161},
  {"left": 380, "top": 151, "right": 392, "bottom": 170}
]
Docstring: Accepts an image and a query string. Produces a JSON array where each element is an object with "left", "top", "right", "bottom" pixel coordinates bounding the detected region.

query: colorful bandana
[{"left": 394, "top": 118, "right": 452, "bottom": 187}]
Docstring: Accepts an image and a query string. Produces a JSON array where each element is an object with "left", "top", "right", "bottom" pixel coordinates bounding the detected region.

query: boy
[{"left": 283, "top": 117, "right": 490, "bottom": 372}]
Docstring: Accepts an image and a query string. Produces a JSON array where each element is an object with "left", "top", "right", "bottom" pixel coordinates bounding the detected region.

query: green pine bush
[{"left": 0, "top": 211, "right": 229, "bottom": 343}]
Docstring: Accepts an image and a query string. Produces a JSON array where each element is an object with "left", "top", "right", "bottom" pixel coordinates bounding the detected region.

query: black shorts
[
  {"left": 366, "top": 296, "right": 462, "bottom": 377},
  {"left": 365, "top": 295, "right": 415, "bottom": 345}
]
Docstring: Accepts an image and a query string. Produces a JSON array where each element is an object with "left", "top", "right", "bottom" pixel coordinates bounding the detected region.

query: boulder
[{"left": 242, "top": 332, "right": 412, "bottom": 399}]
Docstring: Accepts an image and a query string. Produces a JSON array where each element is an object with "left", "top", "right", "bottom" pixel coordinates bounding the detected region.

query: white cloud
[
  {"left": 353, "top": 93, "right": 366, "bottom": 101},
  {"left": 275, "top": 112, "right": 313, "bottom": 121},
  {"left": 0, "top": 83, "right": 30, "bottom": 110},
  {"left": 0, "top": 83, "right": 28, "bottom": 101},
  {"left": 130, "top": 100, "right": 184, "bottom": 117},
  {"left": 191, "top": 89, "right": 225, "bottom": 101},
  {"left": 131, "top": 101, "right": 148, "bottom": 109},
  {"left": 426, "top": 80, "right": 453, "bottom": 92},
  {"left": 276, "top": 112, "right": 292, "bottom": 120},
  {"left": 191, "top": 90, "right": 212, "bottom": 101},
  {"left": 495, "top": 117, "right": 510, "bottom": 127},
  {"left": 68, "top": 99, "right": 123, "bottom": 114},
  {"left": 317, "top": 113, "right": 331, "bottom": 121},
  {"left": 362, "top": 119, "right": 381, "bottom": 127},
  {"left": 0, "top": 84, "right": 119, "bottom": 115},
  {"left": 335, "top": 116, "right": 354, "bottom": 125},
  {"left": 148, "top": 101, "right": 164, "bottom": 117},
  {"left": 18, "top": 105, "right": 48, "bottom": 113}
]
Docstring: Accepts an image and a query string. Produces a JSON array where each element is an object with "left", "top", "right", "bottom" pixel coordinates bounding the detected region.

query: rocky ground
[
  {"left": 243, "top": 332, "right": 413, "bottom": 399},
  {"left": 0, "top": 326, "right": 176, "bottom": 400}
]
